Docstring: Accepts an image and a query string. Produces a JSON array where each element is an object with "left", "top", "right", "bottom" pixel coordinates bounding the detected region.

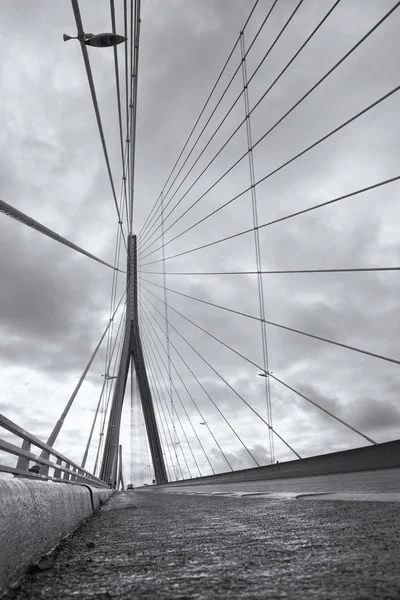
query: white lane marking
[{"left": 159, "top": 490, "right": 299, "bottom": 499}]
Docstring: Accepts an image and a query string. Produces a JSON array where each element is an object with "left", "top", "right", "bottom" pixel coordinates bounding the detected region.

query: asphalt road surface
[
  {"left": 4, "top": 469, "right": 400, "bottom": 599},
  {"left": 152, "top": 466, "right": 400, "bottom": 501}
]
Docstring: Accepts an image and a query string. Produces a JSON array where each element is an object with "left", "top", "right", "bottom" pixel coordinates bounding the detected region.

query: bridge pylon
[{"left": 100, "top": 234, "right": 168, "bottom": 487}]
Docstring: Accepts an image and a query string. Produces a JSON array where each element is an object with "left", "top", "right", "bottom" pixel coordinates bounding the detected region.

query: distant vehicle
[
  {"left": 143, "top": 483, "right": 149, "bottom": 486},
  {"left": 127, "top": 484, "right": 134, "bottom": 490}
]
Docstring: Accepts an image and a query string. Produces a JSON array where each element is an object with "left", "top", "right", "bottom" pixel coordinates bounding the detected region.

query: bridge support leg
[{"left": 99, "top": 319, "right": 131, "bottom": 486}]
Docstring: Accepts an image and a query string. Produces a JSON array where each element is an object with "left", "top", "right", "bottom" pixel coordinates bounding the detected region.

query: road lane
[
  {"left": 5, "top": 484, "right": 400, "bottom": 599},
  {"left": 144, "top": 467, "right": 400, "bottom": 500}
]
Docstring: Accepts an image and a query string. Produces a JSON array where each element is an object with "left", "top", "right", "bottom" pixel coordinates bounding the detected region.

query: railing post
[
  {"left": 16, "top": 439, "right": 31, "bottom": 472},
  {"left": 53, "top": 457, "right": 62, "bottom": 479},
  {"left": 63, "top": 462, "right": 71, "bottom": 481},
  {"left": 39, "top": 451, "right": 50, "bottom": 477}
]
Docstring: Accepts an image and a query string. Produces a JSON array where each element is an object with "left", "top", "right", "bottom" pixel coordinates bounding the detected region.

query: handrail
[{"left": 0, "top": 413, "right": 108, "bottom": 488}]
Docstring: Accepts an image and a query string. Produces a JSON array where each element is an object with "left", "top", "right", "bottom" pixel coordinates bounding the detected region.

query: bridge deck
[{"left": 5, "top": 469, "right": 400, "bottom": 599}]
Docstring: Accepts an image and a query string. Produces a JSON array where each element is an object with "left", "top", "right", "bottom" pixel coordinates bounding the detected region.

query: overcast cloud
[{"left": 1, "top": 0, "right": 399, "bottom": 484}]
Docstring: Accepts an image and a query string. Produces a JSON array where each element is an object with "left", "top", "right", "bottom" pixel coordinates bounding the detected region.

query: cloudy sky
[{"left": 1, "top": 0, "right": 399, "bottom": 484}]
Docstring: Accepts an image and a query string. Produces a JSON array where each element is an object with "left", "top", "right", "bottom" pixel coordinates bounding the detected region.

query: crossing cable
[
  {"left": 139, "top": 0, "right": 305, "bottom": 252},
  {"left": 140, "top": 285, "right": 301, "bottom": 458},
  {"left": 117, "top": 1, "right": 136, "bottom": 209},
  {"left": 141, "top": 277, "right": 400, "bottom": 368},
  {"left": 102, "top": 167, "right": 127, "bottom": 424},
  {"left": 81, "top": 302, "right": 127, "bottom": 469},
  {"left": 109, "top": 0, "right": 134, "bottom": 274},
  {"left": 160, "top": 192, "right": 177, "bottom": 460},
  {"left": 110, "top": 0, "right": 129, "bottom": 224},
  {"left": 105, "top": 201, "right": 125, "bottom": 372},
  {"left": 82, "top": 378, "right": 108, "bottom": 470},
  {"left": 70, "top": 0, "right": 127, "bottom": 250},
  {"left": 140, "top": 326, "right": 186, "bottom": 479},
  {"left": 142, "top": 337, "right": 184, "bottom": 481},
  {"left": 141, "top": 304, "right": 213, "bottom": 475},
  {"left": 120, "top": 1, "right": 134, "bottom": 234},
  {"left": 144, "top": 371, "right": 175, "bottom": 483},
  {"left": 138, "top": 298, "right": 177, "bottom": 480},
  {"left": 102, "top": 222, "right": 123, "bottom": 391},
  {"left": 142, "top": 312, "right": 184, "bottom": 479},
  {"left": 140, "top": 267, "right": 400, "bottom": 276},
  {"left": 135, "top": 342, "right": 175, "bottom": 481},
  {"left": 138, "top": 0, "right": 262, "bottom": 242},
  {"left": 139, "top": 288, "right": 282, "bottom": 464},
  {"left": 140, "top": 285, "right": 377, "bottom": 447},
  {"left": 129, "top": 0, "right": 134, "bottom": 170},
  {"left": 140, "top": 313, "right": 203, "bottom": 477},
  {"left": 137, "top": 0, "right": 341, "bottom": 256},
  {"left": 139, "top": 2, "right": 400, "bottom": 258},
  {"left": 139, "top": 280, "right": 181, "bottom": 480},
  {"left": 46, "top": 284, "right": 128, "bottom": 449},
  {"left": 240, "top": 27, "right": 274, "bottom": 464},
  {"left": 122, "top": 0, "right": 136, "bottom": 235},
  {"left": 117, "top": 102, "right": 134, "bottom": 256},
  {"left": 140, "top": 300, "right": 226, "bottom": 474},
  {"left": 128, "top": 0, "right": 141, "bottom": 233},
  {"left": 139, "top": 0, "right": 303, "bottom": 252},
  {"left": 141, "top": 321, "right": 196, "bottom": 478},
  {"left": 142, "top": 81, "right": 400, "bottom": 263},
  {"left": 0, "top": 197, "right": 120, "bottom": 272},
  {"left": 269, "top": 374, "right": 377, "bottom": 445},
  {"left": 138, "top": 0, "right": 280, "bottom": 249},
  {"left": 124, "top": 0, "right": 129, "bottom": 147},
  {"left": 124, "top": 0, "right": 130, "bottom": 218},
  {"left": 140, "top": 175, "right": 400, "bottom": 266},
  {"left": 140, "top": 354, "right": 174, "bottom": 484}
]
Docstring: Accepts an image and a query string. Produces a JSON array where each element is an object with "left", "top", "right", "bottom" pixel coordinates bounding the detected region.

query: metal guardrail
[{"left": 0, "top": 413, "right": 109, "bottom": 488}]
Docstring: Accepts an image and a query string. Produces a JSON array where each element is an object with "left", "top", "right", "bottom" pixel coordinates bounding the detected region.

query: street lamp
[
  {"left": 63, "top": 32, "right": 127, "bottom": 47},
  {"left": 258, "top": 371, "right": 273, "bottom": 377}
]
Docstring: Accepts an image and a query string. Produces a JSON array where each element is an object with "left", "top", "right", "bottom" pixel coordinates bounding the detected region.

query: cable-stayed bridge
[{"left": 1, "top": 1, "right": 400, "bottom": 597}]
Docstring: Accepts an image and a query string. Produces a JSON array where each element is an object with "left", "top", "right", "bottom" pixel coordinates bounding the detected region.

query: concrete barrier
[
  {"left": 90, "top": 486, "right": 115, "bottom": 509},
  {"left": 167, "top": 439, "right": 400, "bottom": 487},
  {"left": 0, "top": 479, "right": 113, "bottom": 596}
]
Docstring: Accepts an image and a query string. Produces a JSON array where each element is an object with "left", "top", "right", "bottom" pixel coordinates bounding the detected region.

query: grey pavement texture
[
  {"left": 4, "top": 487, "right": 400, "bottom": 600},
  {"left": 156, "top": 467, "right": 400, "bottom": 498}
]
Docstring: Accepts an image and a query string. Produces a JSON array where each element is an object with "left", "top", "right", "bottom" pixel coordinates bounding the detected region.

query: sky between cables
[
  {"left": 0, "top": 0, "right": 135, "bottom": 475},
  {"left": 1, "top": 1, "right": 400, "bottom": 480},
  {"left": 134, "top": 0, "right": 400, "bottom": 467}
]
